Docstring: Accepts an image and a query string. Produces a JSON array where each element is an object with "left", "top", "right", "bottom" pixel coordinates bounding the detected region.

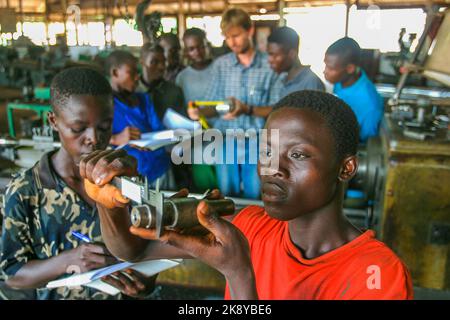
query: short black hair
[
  {"left": 141, "top": 43, "right": 164, "bottom": 60},
  {"left": 105, "top": 50, "right": 137, "bottom": 75},
  {"left": 159, "top": 33, "right": 181, "bottom": 50},
  {"left": 326, "top": 37, "right": 361, "bottom": 66},
  {"left": 183, "top": 27, "right": 207, "bottom": 41},
  {"left": 272, "top": 90, "right": 359, "bottom": 160},
  {"left": 50, "top": 67, "right": 112, "bottom": 113},
  {"left": 268, "top": 26, "right": 299, "bottom": 51}
]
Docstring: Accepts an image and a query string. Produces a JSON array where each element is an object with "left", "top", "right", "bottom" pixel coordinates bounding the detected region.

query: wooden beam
[
  {"left": 19, "top": 0, "right": 23, "bottom": 23},
  {"left": 278, "top": 0, "right": 286, "bottom": 26},
  {"left": 178, "top": 0, "right": 186, "bottom": 36}
]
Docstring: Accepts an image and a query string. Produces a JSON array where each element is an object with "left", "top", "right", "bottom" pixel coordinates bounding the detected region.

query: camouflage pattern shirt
[{"left": 0, "top": 151, "right": 122, "bottom": 300}]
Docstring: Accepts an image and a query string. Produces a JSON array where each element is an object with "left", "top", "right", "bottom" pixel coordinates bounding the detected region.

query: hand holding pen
[
  {"left": 69, "top": 232, "right": 156, "bottom": 297},
  {"left": 67, "top": 231, "right": 117, "bottom": 273},
  {"left": 71, "top": 231, "right": 92, "bottom": 243}
]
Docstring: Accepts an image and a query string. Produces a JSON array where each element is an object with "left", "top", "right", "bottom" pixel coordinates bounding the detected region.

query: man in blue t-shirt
[{"left": 324, "top": 37, "right": 383, "bottom": 143}]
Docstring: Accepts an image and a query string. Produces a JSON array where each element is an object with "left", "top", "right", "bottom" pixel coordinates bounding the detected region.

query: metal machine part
[
  {"left": 387, "top": 8, "right": 450, "bottom": 141},
  {"left": 0, "top": 125, "right": 60, "bottom": 169},
  {"left": 368, "top": 9, "right": 450, "bottom": 290},
  {"left": 353, "top": 138, "right": 383, "bottom": 197},
  {"left": 214, "top": 102, "right": 234, "bottom": 115},
  {"left": 377, "top": 114, "right": 450, "bottom": 290},
  {"left": 376, "top": 83, "right": 450, "bottom": 101},
  {"left": 187, "top": 100, "right": 234, "bottom": 129},
  {"left": 391, "top": 102, "right": 449, "bottom": 141},
  {"left": 390, "top": 8, "right": 446, "bottom": 104},
  {"left": 190, "top": 101, "right": 234, "bottom": 113},
  {"left": 352, "top": 109, "right": 450, "bottom": 290},
  {"left": 130, "top": 197, "right": 235, "bottom": 230},
  {"left": 348, "top": 137, "right": 385, "bottom": 229},
  {"left": 110, "top": 176, "right": 235, "bottom": 237}
]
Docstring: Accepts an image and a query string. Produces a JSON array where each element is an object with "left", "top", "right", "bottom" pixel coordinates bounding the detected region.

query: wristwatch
[{"left": 246, "top": 105, "right": 254, "bottom": 116}]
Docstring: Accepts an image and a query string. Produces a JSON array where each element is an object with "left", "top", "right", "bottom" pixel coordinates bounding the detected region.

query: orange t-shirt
[{"left": 224, "top": 206, "right": 413, "bottom": 300}]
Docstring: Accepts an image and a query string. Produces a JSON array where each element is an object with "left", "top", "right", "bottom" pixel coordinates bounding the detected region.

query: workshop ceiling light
[{"left": 251, "top": 14, "right": 281, "bottom": 21}]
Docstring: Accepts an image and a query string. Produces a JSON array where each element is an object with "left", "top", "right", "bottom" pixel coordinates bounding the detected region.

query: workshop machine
[{"left": 352, "top": 8, "right": 450, "bottom": 290}]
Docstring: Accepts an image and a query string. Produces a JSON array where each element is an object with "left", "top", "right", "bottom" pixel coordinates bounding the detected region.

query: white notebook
[
  {"left": 128, "top": 128, "right": 203, "bottom": 151},
  {"left": 46, "top": 259, "right": 182, "bottom": 295},
  {"left": 162, "top": 108, "right": 201, "bottom": 131}
]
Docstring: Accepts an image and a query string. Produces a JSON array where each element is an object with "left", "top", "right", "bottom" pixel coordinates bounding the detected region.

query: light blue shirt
[
  {"left": 204, "top": 51, "right": 281, "bottom": 132},
  {"left": 334, "top": 70, "right": 383, "bottom": 142},
  {"left": 176, "top": 64, "right": 214, "bottom": 106}
]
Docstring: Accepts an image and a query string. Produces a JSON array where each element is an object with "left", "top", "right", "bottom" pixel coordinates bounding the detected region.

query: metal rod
[
  {"left": 159, "top": 190, "right": 264, "bottom": 209},
  {"left": 345, "top": 0, "right": 350, "bottom": 37},
  {"left": 392, "top": 9, "right": 441, "bottom": 103}
]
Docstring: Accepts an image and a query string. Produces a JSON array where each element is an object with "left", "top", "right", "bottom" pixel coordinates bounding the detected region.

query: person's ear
[
  {"left": 204, "top": 42, "right": 211, "bottom": 59},
  {"left": 248, "top": 26, "right": 255, "bottom": 38},
  {"left": 288, "top": 49, "right": 297, "bottom": 60},
  {"left": 111, "top": 67, "right": 119, "bottom": 78},
  {"left": 47, "top": 111, "right": 58, "bottom": 132},
  {"left": 346, "top": 63, "right": 357, "bottom": 75},
  {"left": 338, "top": 155, "right": 358, "bottom": 182}
]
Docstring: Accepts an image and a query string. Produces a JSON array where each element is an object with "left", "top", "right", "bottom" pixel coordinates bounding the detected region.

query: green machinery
[
  {"left": 7, "top": 102, "right": 51, "bottom": 138},
  {"left": 6, "top": 87, "right": 51, "bottom": 138}
]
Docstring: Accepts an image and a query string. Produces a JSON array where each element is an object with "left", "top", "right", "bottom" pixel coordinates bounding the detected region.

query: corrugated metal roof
[{"left": 1, "top": 0, "right": 448, "bottom": 19}]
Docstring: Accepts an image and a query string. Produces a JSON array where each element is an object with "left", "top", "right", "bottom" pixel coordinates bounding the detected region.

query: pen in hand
[{"left": 71, "top": 231, "right": 92, "bottom": 243}]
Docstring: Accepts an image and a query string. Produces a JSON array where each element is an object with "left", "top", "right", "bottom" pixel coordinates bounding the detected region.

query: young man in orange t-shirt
[{"left": 80, "top": 90, "right": 413, "bottom": 300}]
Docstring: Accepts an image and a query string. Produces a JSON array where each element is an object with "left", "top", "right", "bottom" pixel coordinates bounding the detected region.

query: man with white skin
[{"left": 187, "top": 8, "right": 280, "bottom": 199}]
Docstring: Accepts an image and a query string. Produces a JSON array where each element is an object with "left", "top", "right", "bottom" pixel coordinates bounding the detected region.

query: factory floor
[
  {"left": 142, "top": 285, "right": 450, "bottom": 300},
  {"left": 0, "top": 86, "right": 34, "bottom": 137}
]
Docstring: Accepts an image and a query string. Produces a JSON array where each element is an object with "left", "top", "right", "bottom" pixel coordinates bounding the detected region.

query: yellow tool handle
[
  {"left": 192, "top": 101, "right": 227, "bottom": 107},
  {"left": 188, "top": 101, "right": 215, "bottom": 129}
]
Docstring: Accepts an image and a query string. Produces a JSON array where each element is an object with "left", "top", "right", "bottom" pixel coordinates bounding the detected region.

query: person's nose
[
  {"left": 85, "top": 128, "right": 99, "bottom": 147},
  {"left": 259, "top": 152, "right": 288, "bottom": 179}
]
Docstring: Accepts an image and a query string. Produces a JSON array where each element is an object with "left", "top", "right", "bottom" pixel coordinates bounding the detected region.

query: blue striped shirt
[{"left": 205, "top": 50, "right": 281, "bottom": 132}]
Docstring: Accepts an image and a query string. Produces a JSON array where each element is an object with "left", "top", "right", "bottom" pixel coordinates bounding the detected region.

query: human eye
[
  {"left": 71, "top": 127, "right": 85, "bottom": 134},
  {"left": 290, "top": 151, "right": 308, "bottom": 160},
  {"left": 259, "top": 146, "right": 272, "bottom": 158}
]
